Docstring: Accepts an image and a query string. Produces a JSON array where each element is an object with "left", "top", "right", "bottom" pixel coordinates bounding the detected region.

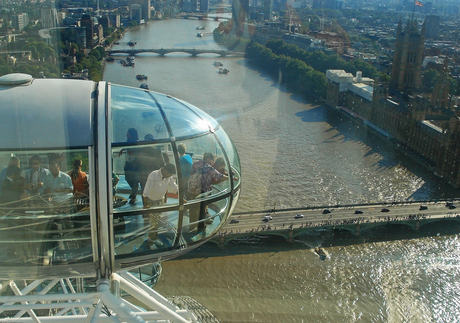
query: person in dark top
[
  {"left": 119, "top": 128, "right": 140, "bottom": 204},
  {"left": 178, "top": 143, "right": 192, "bottom": 191},
  {"left": 136, "top": 134, "right": 165, "bottom": 196},
  {"left": 0, "top": 165, "right": 26, "bottom": 204}
]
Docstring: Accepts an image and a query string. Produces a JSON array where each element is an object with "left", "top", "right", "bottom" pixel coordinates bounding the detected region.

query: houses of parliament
[{"left": 326, "top": 18, "right": 460, "bottom": 188}]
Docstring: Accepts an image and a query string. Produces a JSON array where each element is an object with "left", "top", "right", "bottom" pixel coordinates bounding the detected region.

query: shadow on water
[
  {"left": 237, "top": 59, "right": 312, "bottom": 104},
  {"left": 297, "top": 106, "right": 460, "bottom": 200},
  {"left": 176, "top": 221, "right": 460, "bottom": 260}
]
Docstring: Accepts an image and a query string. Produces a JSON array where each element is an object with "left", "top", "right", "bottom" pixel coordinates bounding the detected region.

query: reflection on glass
[
  {"left": 0, "top": 149, "right": 92, "bottom": 267},
  {"left": 214, "top": 127, "right": 242, "bottom": 188},
  {"left": 111, "top": 85, "right": 169, "bottom": 143}
]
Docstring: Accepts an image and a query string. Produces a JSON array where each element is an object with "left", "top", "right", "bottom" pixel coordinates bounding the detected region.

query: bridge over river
[
  {"left": 209, "top": 200, "right": 460, "bottom": 248},
  {"left": 107, "top": 48, "right": 245, "bottom": 57}
]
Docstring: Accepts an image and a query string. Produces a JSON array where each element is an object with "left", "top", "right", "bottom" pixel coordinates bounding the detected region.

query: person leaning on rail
[{"left": 142, "top": 163, "right": 179, "bottom": 248}]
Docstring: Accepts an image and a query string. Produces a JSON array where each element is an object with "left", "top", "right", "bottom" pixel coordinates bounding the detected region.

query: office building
[{"left": 12, "top": 13, "right": 29, "bottom": 32}]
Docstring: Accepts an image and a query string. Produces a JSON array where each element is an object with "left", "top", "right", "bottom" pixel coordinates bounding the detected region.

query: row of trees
[
  {"left": 264, "top": 39, "right": 389, "bottom": 81},
  {"left": 104, "top": 27, "right": 125, "bottom": 47},
  {"left": 0, "top": 40, "right": 61, "bottom": 78},
  {"left": 61, "top": 45, "right": 106, "bottom": 81},
  {"left": 246, "top": 42, "right": 328, "bottom": 99},
  {"left": 244, "top": 38, "right": 393, "bottom": 100}
]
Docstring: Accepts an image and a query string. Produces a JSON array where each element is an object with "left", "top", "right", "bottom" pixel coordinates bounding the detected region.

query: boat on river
[
  {"left": 196, "top": 26, "right": 206, "bottom": 30},
  {"left": 140, "top": 83, "right": 149, "bottom": 90},
  {"left": 128, "top": 40, "right": 137, "bottom": 46},
  {"left": 218, "top": 67, "right": 229, "bottom": 74},
  {"left": 315, "top": 247, "right": 328, "bottom": 259},
  {"left": 136, "top": 74, "right": 148, "bottom": 80},
  {"left": 214, "top": 61, "right": 223, "bottom": 66},
  {"left": 197, "top": 33, "right": 203, "bottom": 37}
]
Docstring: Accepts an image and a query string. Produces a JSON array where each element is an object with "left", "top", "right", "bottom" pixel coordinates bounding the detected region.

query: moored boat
[
  {"left": 196, "top": 33, "right": 203, "bottom": 37},
  {"left": 136, "top": 74, "right": 148, "bottom": 80},
  {"left": 213, "top": 61, "right": 223, "bottom": 66},
  {"left": 140, "top": 83, "right": 149, "bottom": 90}
]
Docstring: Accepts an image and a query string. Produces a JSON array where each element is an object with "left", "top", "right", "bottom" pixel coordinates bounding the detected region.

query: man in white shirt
[
  {"left": 142, "top": 163, "right": 178, "bottom": 208},
  {"left": 43, "top": 163, "right": 73, "bottom": 203},
  {"left": 142, "top": 163, "right": 178, "bottom": 248}
]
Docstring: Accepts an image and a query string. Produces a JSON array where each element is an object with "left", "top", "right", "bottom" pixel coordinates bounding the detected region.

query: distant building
[
  {"left": 97, "top": 25, "right": 103, "bottom": 45},
  {"left": 111, "top": 14, "right": 121, "bottom": 28},
  {"left": 130, "top": 4, "right": 142, "bottom": 21},
  {"left": 41, "top": 6, "right": 59, "bottom": 28},
  {"left": 325, "top": 19, "right": 460, "bottom": 187},
  {"left": 425, "top": 15, "right": 440, "bottom": 40},
  {"left": 132, "top": 0, "right": 151, "bottom": 20},
  {"left": 313, "top": 0, "right": 338, "bottom": 10},
  {"left": 98, "top": 16, "right": 111, "bottom": 29},
  {"left": 199, "top": 0, "right": 209, "bottom": 12},
  {"left": 61, "top": 26, "right": 87, "bottom": 49},
  {"left": 12, "top": 13, "right": 29, "bottom": 32},
  {"left": 80, "top": 14, "right": 94, "bottom": 49}
]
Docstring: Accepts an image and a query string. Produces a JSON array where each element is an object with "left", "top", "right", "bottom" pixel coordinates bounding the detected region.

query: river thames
[{"left": 103, "top": 18, "right": 460, "bottom": 323}]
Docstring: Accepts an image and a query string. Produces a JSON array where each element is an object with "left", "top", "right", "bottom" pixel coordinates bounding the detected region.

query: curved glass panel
[
  {"left": 214, "top": 127, "right": 242, "bottom": 189},
  {"left": 111, "top": 85, "right": 169, "bottom": 143},
  {"left": 114, "top": 209, "right": 179, "bottom": 257},
  {"left": 0, "top": 149, "right": 92, "bottom": 269},
  {"left": 151, "top": 92, "right": 211, "bottom": 137},
  {"left": 182, "top": 196, "right": 230, "bottom": 243},
  {"left": 112, "top": 143, "right": 179, "bottom": 212},
  {"left": 182, "top": 134, "right": 231, "bottom": 202},
  {"left": 175, "top": 98, "right": 220, "bottom": 130}
]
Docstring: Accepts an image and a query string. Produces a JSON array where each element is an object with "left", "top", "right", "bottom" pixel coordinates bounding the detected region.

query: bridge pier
[
  {"left": 415, "top": 220, "right": 420, "bottom": 231},
  {"left": 287, "top": 228, "right": 294, "bottom": 243},
  {"left": 355, "top": 223, "right": 360, "bottom": 237},
  {"left": 218, "top": 235, "right": 225, "bottom": 249}
]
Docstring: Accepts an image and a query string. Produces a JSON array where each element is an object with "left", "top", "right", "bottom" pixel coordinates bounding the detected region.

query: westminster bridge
[
  {"left": 107, "top": 48, "right": 245, "bottom": 57},
  {"left": 209, "top": 200, "right": 460, "bottom": 248}
]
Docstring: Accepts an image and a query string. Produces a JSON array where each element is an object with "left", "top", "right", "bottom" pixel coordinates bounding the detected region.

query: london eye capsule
[{"left": 0, "top": 73, "right": 241, "bottom": 280}]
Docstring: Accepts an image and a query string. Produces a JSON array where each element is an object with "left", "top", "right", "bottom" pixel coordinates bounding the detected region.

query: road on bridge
[{"left": 221, "top": 201, "right": 460, "bottom": 233}]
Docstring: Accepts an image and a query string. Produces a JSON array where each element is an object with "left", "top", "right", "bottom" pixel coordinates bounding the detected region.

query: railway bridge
[{"left": 210, "top": 200, "right": 460, "bottom": 248}]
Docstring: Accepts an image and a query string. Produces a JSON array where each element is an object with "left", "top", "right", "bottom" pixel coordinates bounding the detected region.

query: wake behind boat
[{"left": 315, "top": 247, "right": 328, "bottom": 259}]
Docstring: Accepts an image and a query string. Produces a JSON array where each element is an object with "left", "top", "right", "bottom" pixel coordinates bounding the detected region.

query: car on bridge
[
  {"left": 322, "top": 209, "right": 331, "bottom": 214},
  {"left": 230, "top": 219, "right": 240, "bottom": 224},
  {"left": 354, "top": 210, "right": 364, "bottom": 214},
  {"left": 419, "top": 205, "right": 428, "bottom": 210},
  {"left": 263, "top": 215, "right": 273, "bottom": 222},
  {"left": 381, "top": 208, "right": 390, "bottom": 212},
  {"left": 294, "top": 214, "right": 304, "bottom": 219}
]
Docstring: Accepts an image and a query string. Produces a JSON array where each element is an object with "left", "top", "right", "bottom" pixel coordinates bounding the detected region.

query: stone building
[
  {"left": 390, "top": 19, "right": 425, "bottom": 94},
  {"left": 326, "top": 67, "right": 460, "bottom": 186},
  {"left": 326, "top": 18, "right": 460, "bottom": 187}
]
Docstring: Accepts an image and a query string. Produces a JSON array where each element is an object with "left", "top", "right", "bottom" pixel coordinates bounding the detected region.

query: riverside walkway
[
  {"left": 210, "top": 200, "right": 460, "bottom": 248},
  {"left": 107, "top": 48, "right": 245, "bottom": 57}
]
